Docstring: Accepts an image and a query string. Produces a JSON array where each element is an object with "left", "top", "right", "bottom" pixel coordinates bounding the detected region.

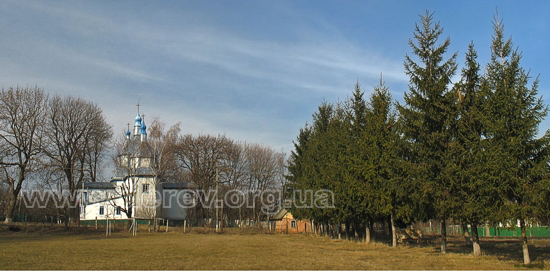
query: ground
[{"left": 0, "top": 224, "right": 549, "bottom": 270}]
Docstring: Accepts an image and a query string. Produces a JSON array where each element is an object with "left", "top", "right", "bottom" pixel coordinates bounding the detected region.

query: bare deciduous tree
[
  {"left": 44, "top": 96, "right": 112, "bottom": 225},
  {"left": 244, "top": 143, "right": 286, "bottom": 224},
  {"left": 174, "top": 134, "right": 286, "bottom": 227},
  {"left": 174, "top": 134, "right": 232, "bottom": 225},
  {"left": 0, "top": 87, "right": 47, "bottom": 223},
  {"left": 148, "top": 118, "right": 181, "bottom": 182}
]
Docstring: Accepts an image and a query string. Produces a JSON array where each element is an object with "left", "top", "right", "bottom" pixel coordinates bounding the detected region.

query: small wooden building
[{"left": 270, "top": 209, "right": 311, "bottom": 234}]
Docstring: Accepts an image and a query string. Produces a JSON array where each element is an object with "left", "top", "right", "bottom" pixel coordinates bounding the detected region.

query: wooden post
[
  {"left": 95, "top": 217, "right": 98, "bottom": 229},
  {"left": 166, "top": 220, "right": 169, "bottom": 232},
  {"left": 286, "top": 219, "right": 289, "bottom": 234},
  {"left": 184, "top": 220, "right": 187, "bottom": 233}
]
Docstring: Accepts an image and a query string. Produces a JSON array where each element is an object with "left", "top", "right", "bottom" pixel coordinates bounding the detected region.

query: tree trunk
[
  {"left": 520, "top": 218, "right": 531, "bottom": 265},
  {"left": 391, "top": 214, "right": 397, "bottom": 248},
  {"left": 63, "top": 206, "right": 70, "bottom": 228},
  {"left": 471, "top": 221, "right": 481, "bottom": 257},
  {"left": 384, "top": 217, "right": 390, "bottom": 235},
  {"left": 462, "top": 221, "right": 471, "bottom": 245},
  {"left": 4, "top": 194, "right": 16, "bottom": 223},
  {"left": 440, "top": 218, "right": 447, "bottom": 253},
  {"left": 365, "top": 224, "right": 371, "bottom": 244},
  {"left": 368, "top": 220, "right": 374, "bottom": 242}
]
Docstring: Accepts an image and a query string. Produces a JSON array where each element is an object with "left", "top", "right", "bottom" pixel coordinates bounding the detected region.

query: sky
[{"left": 0, "top": 1, "right": 549, "bottom": 154}]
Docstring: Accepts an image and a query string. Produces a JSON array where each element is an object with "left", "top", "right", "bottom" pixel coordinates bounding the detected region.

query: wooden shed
[{"left": 270, "top": 209, "right": 311, "bottom": 234}]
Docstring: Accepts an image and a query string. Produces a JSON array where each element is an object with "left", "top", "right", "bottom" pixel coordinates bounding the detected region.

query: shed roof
[{"left": 270, "top": 208, "right": 288, "bottom": 220}]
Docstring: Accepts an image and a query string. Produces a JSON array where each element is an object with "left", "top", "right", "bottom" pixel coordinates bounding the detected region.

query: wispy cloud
[{"left": 0, "top": 1, "right": 414, "bottom": 152}]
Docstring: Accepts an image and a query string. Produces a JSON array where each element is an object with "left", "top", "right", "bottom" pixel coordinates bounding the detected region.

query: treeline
[
  {"left": 0, "top": 87, "right": 112, "bottom": 225},
  {"left": 0, "top": 87, "right": 286, "bottom": 227},
  {"left": 287, "top": 12, "right": 550, "bottom": 264},
  {"left": 142, "top": 127, "right": 286, "bottom": 226}
]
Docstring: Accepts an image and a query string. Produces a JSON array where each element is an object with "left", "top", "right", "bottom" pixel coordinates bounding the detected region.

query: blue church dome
[
  {"left": 140, "top": 118, "right": 147, "bottom": 134},
  {"left": 135, "top": 113, "right": 142, "bottom": 125}
]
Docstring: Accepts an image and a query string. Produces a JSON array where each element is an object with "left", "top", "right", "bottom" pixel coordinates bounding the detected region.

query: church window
[
  {"left": 143, "top": 184, "right": 149, "bottom": 194},
  {"left": 99, "top": 206, "right": 104, "bottom": 215}
]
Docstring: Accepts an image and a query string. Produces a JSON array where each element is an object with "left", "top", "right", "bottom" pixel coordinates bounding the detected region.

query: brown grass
[{"left": 0, "top": 224, "right": 548, "bottom": 270}]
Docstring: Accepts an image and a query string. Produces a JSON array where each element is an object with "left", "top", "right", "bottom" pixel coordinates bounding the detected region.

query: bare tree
[
  {"left": 174, "top": 134, "right": 286, "bottom": 227},
  {"left": 44, "top": 95, "right": 112, "bottom": 225},
  {"left": 243, "top": 143, "right": 286, "bottom": 225},
  {"left": 148, "top": 117, "right": 181, "bottom": 182},
  {"left": 87, "top": 120, "right": 112, "bottom": 182},
  {"left": 0, "top": 87, "right": 47, "bottom": 223},
  {"left": 174, "top": 134, "right": 232, "bottom": 225},
  {"left": 245, "top": 143, "right": 285, "bottom": 191}
]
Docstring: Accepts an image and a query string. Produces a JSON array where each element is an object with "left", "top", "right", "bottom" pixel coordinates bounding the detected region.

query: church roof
[
  {"left": 121, "top": 136, "right": 154, "bottom": 158},
  {"left": 161, "top": 182, "right": 194, "bottom": 190},
  {"left": 84, "top": 182, "right": 116, "bottom": 189},
  {"left": 135, "top": 113, "right": 142, "bottom": 125},
  {"left": 112, "top": 108, "right": 155, "bottom": 180}
]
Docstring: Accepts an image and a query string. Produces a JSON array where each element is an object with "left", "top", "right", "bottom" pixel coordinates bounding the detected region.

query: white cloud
[{"left": 0, "top": 1, "right": 410, "bottom": 153}]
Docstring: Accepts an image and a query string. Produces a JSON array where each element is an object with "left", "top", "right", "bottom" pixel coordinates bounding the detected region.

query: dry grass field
[{"left": 0, "top": 224, "right": 549, "bottom": 270}]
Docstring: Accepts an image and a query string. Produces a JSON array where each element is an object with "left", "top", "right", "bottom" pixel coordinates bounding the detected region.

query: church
[{"left": 79, "top": 108, "right": 193, "bottom": 223}]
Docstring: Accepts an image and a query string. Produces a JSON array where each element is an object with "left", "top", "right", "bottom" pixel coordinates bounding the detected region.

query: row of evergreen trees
[{"left": 286, "top": 12, "right": 550, "bottom": 264}]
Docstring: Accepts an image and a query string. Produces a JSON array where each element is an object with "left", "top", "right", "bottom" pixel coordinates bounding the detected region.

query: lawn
[{"left": 0, "top": 225, "right": 548, "bottom": 270}]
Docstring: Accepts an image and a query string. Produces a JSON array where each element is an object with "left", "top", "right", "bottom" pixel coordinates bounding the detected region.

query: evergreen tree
[
  {"left": 447, "top": 43, "right": 500, "bottom": 256},
  {"left": 397, "top": 11, "right": 457, "bottom": 253},
  {"left": 345, "top": 82, "right": 379, "bottom": 241},
  {"left": 482, "top": 16, "right": 550, "bottom": 265},
  {"left": 366, "top": 79, "right": 405, "bottom": 247},
  {"left": 286, "top": 124, "right": 312, "bottom": 219}
]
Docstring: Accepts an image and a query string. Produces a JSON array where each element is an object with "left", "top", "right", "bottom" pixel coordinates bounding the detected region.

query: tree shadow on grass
[{"left": 422, "top": 237, "right": 550, "bottom": 266}]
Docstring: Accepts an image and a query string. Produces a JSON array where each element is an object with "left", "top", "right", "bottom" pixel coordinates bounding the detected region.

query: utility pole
[{"left": 215, "top": 160, "right": 219, "bottom": 232}]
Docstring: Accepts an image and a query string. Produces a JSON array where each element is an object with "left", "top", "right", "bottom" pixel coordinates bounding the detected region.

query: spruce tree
[
  {"left": 345, "top": 82, "right": 374, "bottom": 240},
  {"left": 482, "top": 16, "right": 550, "bottom": 265},
  {"left": 447, "top": 43, "right": 500, "bottom": 256},
  {"left": 366, "top": 79, "right": 403, "bottom": 247},
  {"left": 397, "top": 11, "right": 457, "bottom": 253},
  {"left": 286, "top": 125, "right": 313, "bottom": 220}
]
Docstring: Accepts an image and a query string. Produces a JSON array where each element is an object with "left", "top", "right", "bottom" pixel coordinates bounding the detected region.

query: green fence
[
  {"left": 420, "top": 225, "right": 550, "bottom": 237},
  {"left": 472, "top": 226, "right": 550, "bottom": 237}
]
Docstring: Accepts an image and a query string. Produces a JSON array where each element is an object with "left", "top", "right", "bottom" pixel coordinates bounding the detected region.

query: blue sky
[{"left": 0, "top": 1, "right": 548, "bottom": 153}]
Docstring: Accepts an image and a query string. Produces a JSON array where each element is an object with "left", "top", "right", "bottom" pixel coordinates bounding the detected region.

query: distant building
[
  {"left": 79, "top": 108, "right": 193, "bottom": 223},
  {"left": 270, "top": 209, "right": 311, "bottom": 234}
]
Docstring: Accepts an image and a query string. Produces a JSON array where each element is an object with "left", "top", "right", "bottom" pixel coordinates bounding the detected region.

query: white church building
[{"left": 79, "top": 109, "right": 193, "bottom": 223}]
